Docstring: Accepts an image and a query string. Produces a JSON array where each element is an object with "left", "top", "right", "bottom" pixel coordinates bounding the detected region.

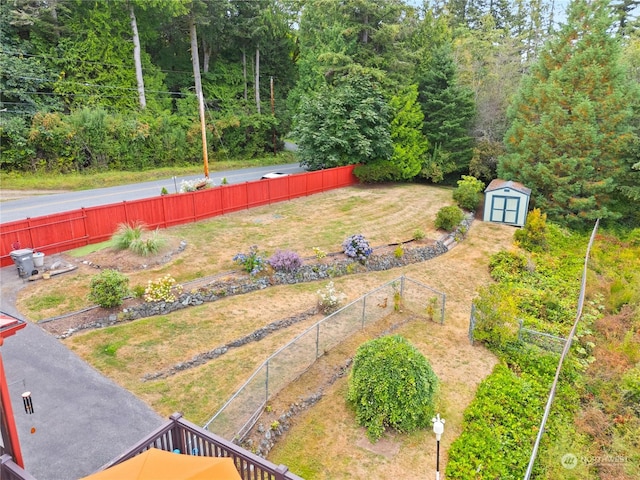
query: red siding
[{"left": 0, "top": 166, "right": 358, "bottom": 267}]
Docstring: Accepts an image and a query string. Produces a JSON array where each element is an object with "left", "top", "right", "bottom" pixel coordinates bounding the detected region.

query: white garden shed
[{"left": 483, "top": 179, "right": 531, "bottom": 227}]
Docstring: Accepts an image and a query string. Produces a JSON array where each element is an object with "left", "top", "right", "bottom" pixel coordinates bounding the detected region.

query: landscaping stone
[{"left": 54, "top": 212, "right": 475, "bottom": 340}]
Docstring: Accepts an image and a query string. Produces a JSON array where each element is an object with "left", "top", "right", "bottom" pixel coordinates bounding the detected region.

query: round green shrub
[
  {"left": 452, "top": 175, "right": 485, "bottom": 211},
  {"left": 347, "top": 335, "right": 438, "bottom": 441},
  {"left": 435, "top": 205, "right": 465, "bottom": 232},
  {"left": 88, "top": 269, "right": 130, "bottom": 308}
]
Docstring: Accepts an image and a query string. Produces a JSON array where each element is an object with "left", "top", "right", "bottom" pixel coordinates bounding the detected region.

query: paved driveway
[{"left": 1, "top": 265, "right": 164, "bottom": 480}]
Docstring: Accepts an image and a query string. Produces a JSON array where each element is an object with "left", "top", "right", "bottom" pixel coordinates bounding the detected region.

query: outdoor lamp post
[{"left": 432, "top": 413, "right": 445, "bottom": 480}]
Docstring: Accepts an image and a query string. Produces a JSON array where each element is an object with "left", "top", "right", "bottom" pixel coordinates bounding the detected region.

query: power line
[{"left": 0, "top": 49, "right": 196, "bottom": 76}]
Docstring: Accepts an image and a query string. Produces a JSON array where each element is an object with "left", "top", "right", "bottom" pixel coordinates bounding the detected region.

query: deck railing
[
  {"left": 100, "top": 413, "right": 303, "bottom": 480},
  {"left": 0, "top": 455, "right": 37, "bottom": 480}
]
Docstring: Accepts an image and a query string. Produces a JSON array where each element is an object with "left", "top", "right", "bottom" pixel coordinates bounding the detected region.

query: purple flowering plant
[
  {"left": 342, "top": 234, "right": 373, "bottom": 263},
  {"left": 267, "top": 250, "right": 303, "bottom": 273}
]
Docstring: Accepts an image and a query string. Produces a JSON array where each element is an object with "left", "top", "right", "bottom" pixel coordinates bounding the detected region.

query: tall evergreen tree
[
  {"left": 418, "top": 44, "right": 476, "bottom": 182},
  {"left": 355, "top": 84, "right": 429, "bottom": 181},
  {"left": 498, "top": 0, "right": 640, "bottom": 228},
  {"left": 292, "top": 73, "right": 392, "bottom": 171}
]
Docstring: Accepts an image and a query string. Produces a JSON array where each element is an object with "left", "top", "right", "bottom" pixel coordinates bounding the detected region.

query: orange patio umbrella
[{"left": 80, "top": 448, "right": 242, "bottom": 480}]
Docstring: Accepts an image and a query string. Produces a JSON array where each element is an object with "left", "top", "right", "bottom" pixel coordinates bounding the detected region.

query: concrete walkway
[{"left": 1, "top": 265, "right": 164, "bottom": 480}]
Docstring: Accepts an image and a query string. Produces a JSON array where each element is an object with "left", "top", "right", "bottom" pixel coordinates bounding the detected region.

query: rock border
[{"left": 54, "top": 213, "right": 474, "bottom": 339}]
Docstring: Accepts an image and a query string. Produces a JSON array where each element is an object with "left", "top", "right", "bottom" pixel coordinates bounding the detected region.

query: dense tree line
[{"left": 1, "top": 0, "right": 639, "bottom": 227}]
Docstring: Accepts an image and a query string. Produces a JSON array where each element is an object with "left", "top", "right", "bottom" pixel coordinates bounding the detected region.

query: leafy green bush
[
  {"left": 471, "top": 284, "right": 521, "bottom": 349},
  {"left": 447, "top": 345, "right": 580, "bottom": 479},
  {"left": 514, "top": 208, "right": 549, "bottom": 251},
  {"left": 413, "top": 229, "right": 425, "bottom": 240},
  {"left": 144, "top": 274, "right": 183, "bottom": 303},
  {"left": 446, "top": 362, "right": 551, "bottom": 479},
  {"left": 627, "top": 228, "right": 640, "bottom": 246},
  {"left": 353, "top": 162, "right": 400, "bottom": 183},
  {"left": 435, "top": 205, "right": 464, "bottom": 231},
  {"left": 452, "top": 175, "right": 485, "bottom": 211},
  {"left": 488, "top": 250, "right": 530, "bottom": 282},
  {"left": 347, "top": 335, "right": 438, "bottom": 441},
  {"left": 233, "top": 246, "right": 266, "bottom": 276},
  {"left": 88, "top": 269, "right": 129, "bottom": 308},
  {"left": 131, "top": 284, "right": 146, "bottom": 298}
]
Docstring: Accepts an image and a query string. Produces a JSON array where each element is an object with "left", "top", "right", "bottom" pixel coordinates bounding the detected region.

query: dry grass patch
[
  {"left": 265, "top": 221, "right": 515, "bottom": 479},
  {"left": 17, "top": 183, "right": 518, "bottom": 479},
  {"left": 16, "top": 184, "right": 451, "bottom": 320}
]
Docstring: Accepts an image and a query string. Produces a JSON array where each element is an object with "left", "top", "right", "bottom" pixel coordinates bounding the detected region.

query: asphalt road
[{"left": 0, "top": 163, "right": 304, "bottom": 224}]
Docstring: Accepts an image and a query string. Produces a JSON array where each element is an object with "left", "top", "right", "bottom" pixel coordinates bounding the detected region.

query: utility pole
[
  {"left": 189, "top": 17, "right": 209, "bottom": 178},
  {"left": 270, "top": 76, "right": 276, "bottom": 155}
]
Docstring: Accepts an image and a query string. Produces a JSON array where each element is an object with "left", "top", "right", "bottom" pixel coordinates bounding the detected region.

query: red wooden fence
[{"left": 0, "top": 166, "right": 358, "bottom": 268}]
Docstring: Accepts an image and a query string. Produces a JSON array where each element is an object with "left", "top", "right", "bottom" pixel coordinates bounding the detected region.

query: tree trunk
[
  {"left": 242, "top": 49, "right": 248, "bottom": 101},
  {"left": 189, "top": 16, "right": 209, "bottom": 177},
  {"left": 255, "top": 45, "right": 261, "bottom": 114},
  {"left": 202, "top": 38, "right": 211, "bottom": 73},
  {"left": 129, "top": 3, "right": 146, "bottom": 109},
  {"left": 50, "top": 0, "right": 60, "bottom": 39},
  {"left": 361, "top": 14, "right": 369, "bottom": 44}
]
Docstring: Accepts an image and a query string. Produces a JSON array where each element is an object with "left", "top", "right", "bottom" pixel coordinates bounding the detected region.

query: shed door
[{"left": 490, "top": 195, "right": 520, "bottom": 224}]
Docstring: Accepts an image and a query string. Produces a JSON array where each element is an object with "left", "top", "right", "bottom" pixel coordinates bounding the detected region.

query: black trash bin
[{"left": 10, "top": 248, "right": 36, "bottom": 278}]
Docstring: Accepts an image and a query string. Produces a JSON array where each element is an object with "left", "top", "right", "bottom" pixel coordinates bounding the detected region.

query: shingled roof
[{"left": 485, "top": 179, "right": 531, "bottom": 196}]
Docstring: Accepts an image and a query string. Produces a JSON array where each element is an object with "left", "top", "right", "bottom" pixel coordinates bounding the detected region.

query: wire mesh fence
[
  {"left": 518, "top": 321, "right": 567, "bottom": 353},
  {"left": 203, "top": 275, "right": 445, "bottom": 441},
  {"left": 468, "top": 303, "right": 566, "bottom": 353}
]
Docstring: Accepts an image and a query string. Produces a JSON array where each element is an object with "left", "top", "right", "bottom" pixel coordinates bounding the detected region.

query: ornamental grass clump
[
  {"left": 233, "top": 245, "right": 266, "bottom": 276},
  {"left": 267, "top": 250, "right": 303, "bottom": 273},
  {"left": 129, "top": 229, "right": 166, "bottom": 256},
  {"left": 112, "top": 222, "right": 144, "bottom": 250},
  {"left": 144, "top": 274, "right": 183, "bottom": 303},
  {"left": 342, "top": 234, "right": 373, "bottom": 263},
  {"left": 347, "top": 335, "right": 438, "bottom": 442}
]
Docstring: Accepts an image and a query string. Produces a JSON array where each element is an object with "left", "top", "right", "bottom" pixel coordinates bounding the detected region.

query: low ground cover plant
[
  {"left": 144, "top": 274, "right": 183, "bottom": 303},
  {"left": 447, "top": 345, "right": 580, "bottom": 478}
]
